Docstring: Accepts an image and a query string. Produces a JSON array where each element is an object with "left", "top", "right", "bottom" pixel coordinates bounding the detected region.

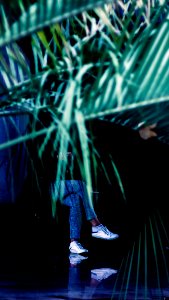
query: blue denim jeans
[{"left": 51, "top": 180, "right": 97, "bottom": 239}]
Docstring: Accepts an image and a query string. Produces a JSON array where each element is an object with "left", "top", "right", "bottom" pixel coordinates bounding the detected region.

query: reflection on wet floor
[
  {"left": 67, "top": 254, "right": 118, "bottom": 300},
  {"left": 0, "top": 211, "right": 169, "bottom": 300},
  {"left": 0, "top": 248, "right": 168, "bottom": 300}
]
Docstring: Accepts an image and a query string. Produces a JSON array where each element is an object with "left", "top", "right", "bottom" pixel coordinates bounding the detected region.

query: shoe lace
[
  {"left": 76, "top": 242, "right": 84, "bottom": 250},
  {"left": 100, "top": 225, "right": 111, "bottom": 236}
]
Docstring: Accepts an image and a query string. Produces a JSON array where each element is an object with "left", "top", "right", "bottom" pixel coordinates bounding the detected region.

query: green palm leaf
[
  {"left": 0, "top": 0, "right": 112, "bottom": 47},
  {"left": 0, "top": 2, "right": 169, "bottom": 298}
]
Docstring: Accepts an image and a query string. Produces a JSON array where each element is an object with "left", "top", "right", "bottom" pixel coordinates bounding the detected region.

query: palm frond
[
  {"left": 0, "top": 2, "right": 168, "bottom": 186},
  {"left": 0, "top": 0, "right": 113, "bottom": 47},
  {"left": 111, "top": 211, "right": 169, "bottom": 299},
  {"left": 0, "top": 2, "right": 169, "bottom": 298}
]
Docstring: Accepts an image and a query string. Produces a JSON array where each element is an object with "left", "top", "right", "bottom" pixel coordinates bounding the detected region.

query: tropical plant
[{"left": 0, "top": 0, "right": 169, "bottom": 298}]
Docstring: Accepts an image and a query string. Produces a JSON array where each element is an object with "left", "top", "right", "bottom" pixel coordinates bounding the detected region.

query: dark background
[{"left": 0, "top": 120, "right": 168, "bottom": 270}]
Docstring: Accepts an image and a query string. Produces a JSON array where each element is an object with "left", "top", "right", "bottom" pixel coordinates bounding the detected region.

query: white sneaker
[
  {"left": 91, "top": 268, "right": 117, "bottom": 281},
  {"left": 92, "top": 224, "right": 119, "bottom": 240},
  {"left": 69, "top": 253, "right": 88, "bottom": 265},
  {"left": 69, "top": 241, "right": 88, "bottom": 254}
]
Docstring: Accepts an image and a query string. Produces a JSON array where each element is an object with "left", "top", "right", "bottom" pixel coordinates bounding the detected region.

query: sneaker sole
[{"left": 92, "top": 234, "right": 119, "bottom": 240}]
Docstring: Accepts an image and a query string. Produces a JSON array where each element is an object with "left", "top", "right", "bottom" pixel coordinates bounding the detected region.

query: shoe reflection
[
  {"left": 91, "top": 268, "right": 117, "bottom": 282},
  {"left": 69, "top": 253, "right": 88, "bottom": 266},
  {"left": 68, "top": 253, "right": 117, "bottom": 299}
]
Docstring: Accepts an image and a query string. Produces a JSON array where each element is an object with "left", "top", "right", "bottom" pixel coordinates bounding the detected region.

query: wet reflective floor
[{"left": 0, "top": 237, "right": 168, "bottom": 300}]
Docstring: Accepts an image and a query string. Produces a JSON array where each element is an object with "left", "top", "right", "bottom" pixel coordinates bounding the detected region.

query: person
[
  {"left": 51, "top": 166, "right": 119, "bottom": 255},
  {"left": 50, "top": 122, "right": 158, "bottom": 255}
]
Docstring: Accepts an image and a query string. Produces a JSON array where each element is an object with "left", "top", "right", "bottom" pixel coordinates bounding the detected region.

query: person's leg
[
  {"left": 64, "top": 193, "right": 82, "bottom": 241},
  {"left": 66, "top": 180, "right": 99, "bottom": 224},
  {"left": 70, "top": 181, "right": 119, "bottom": 240},
  {"left": 62, "top": 180, "right": 119, "bottom": 240},
  {"left": 51, "top": 180, "right": 119, "bottom": 251},
  {"left": 52, "top": 180, "right": 88, "bottom": 253},
  {"left": 51, "top": 180, "right": 82, "bottom": 240}
]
